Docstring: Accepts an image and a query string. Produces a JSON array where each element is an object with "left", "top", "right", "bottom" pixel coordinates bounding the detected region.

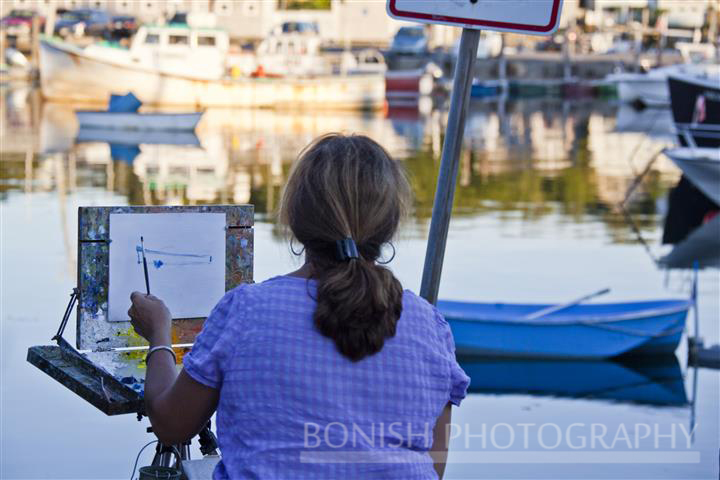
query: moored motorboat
[
  {"left": 606, "top": 63, "right": 717, "bottom": 108},
  {"left": 39, "top": 24, "right": 385, "bottom": 110},
  {"left": 668, "top": 72, "right": 720, "bottom": 148},
  {"left": 438, "top": 299, "right": 691, "bottom": 359},
  {"left": 605, "top": 65, "right": 679, "bottom": 107},
  {"left": 663, "top": 147, "right": 720, "bottom": 206}
]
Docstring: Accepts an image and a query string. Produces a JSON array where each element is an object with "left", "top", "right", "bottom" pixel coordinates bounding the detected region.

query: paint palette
[
  {"left": 27, "top": 205, "right": 254, "bottom": 416},
  {"left": 27, "top": 345, "right": 143, "bottom": 415}
]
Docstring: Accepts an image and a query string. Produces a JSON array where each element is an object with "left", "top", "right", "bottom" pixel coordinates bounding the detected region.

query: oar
[{"left": 524, "top": 288, "right": 611, "bottom": 320}]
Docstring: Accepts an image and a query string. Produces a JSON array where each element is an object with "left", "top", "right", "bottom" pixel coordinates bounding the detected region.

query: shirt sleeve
[
  {"left": 434, "top": 307, "right": 470, "bottom": 406},
  {"left": 183, "top": 286, "right": 244, "bottom": 389}
]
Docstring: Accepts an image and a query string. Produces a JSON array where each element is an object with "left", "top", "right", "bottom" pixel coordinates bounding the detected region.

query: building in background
[
  {"left": 2, "top": 0, "right": 440, "bottom": 46},
  {"left": 2, "top": 0, "right": 715, "bottom": 47},
  {"left": 582, "top": 0, "right": 715, "bottom": 29}
]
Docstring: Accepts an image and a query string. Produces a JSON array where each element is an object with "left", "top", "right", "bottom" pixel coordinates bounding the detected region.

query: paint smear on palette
[
  {"left": 84, "top": 348, "right": 189, "bottom": 396},
  {"left": 84, "top": 351, "right": 149, "bottom": 395}
]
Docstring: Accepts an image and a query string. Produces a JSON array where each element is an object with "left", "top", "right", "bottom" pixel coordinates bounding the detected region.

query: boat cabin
[
  {"left": 129, "top": 25, "right": 229, "bottom": 79},
  {"left": 254, "top": 29, "right": 326, "bottom": 77}
]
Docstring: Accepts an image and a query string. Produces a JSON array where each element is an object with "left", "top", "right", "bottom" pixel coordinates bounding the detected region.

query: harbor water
[{"left": 1, "top": 88, "right": 718, "bottom": 479}]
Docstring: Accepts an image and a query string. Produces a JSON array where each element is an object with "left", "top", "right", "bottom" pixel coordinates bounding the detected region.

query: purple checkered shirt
[{"left": 183, "top": 275, "right": 470, "bottom": 479}]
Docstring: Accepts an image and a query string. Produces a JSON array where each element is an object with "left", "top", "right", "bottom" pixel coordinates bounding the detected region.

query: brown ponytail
[{"left": 279, "top": 134, "right": 411, "bottom": 361}]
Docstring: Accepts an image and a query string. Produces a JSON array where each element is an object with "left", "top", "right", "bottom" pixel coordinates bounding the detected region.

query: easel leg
[{"left": 151, "top": 442, "right": 189, "bottom": 468}]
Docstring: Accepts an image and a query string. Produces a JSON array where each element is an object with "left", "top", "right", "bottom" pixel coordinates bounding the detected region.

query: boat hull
[
  {"left": 614, "top": 76, "right": 668, "bottom": 107},
  {"left": 664, "top": 147, "right": 720, "bottom": 206},
  {"left": 438, "top": 300, "right": 690, "bottom": 359},
  {"left": 40, "top": 39, "right": 385, "bottom": 110},
  {"left": 76, "top": 112, "right": 203, "bottom": 131},
  {"left": 668, "top": 74, "right": 720, "bottom": 148}
]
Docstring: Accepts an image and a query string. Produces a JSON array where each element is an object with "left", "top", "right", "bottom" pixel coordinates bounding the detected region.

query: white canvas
[{"left": 108, "top": 212, "right": 226, "bottom": 322}]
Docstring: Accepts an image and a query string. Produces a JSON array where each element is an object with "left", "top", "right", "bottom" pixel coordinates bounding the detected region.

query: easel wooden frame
[{"left": 77, "top": 205, "right": 254, "bottom": 351}]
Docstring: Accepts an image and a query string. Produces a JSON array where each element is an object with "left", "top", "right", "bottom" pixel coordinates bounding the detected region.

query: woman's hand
[{"left": 128, "top": 292, "right": 172, "bottom": 346}]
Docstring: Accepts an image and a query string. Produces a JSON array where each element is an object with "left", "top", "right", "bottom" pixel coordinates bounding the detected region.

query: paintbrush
[{"left": 141, "top": 236, "right": 150, "bottom": 295}]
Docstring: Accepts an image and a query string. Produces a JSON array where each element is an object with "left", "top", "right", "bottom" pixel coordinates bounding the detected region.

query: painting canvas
[{"left": 108, "top": 212, "right": 226, "bottom": 322}]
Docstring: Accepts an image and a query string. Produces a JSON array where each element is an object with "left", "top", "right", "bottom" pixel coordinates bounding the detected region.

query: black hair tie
[{"left": 336, "top": 237, "right": 359, "bottom": 262}]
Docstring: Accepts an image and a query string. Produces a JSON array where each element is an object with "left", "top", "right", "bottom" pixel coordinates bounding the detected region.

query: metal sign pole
[{"left": 419, "top": 28, "right": 480, "bottom": 305}]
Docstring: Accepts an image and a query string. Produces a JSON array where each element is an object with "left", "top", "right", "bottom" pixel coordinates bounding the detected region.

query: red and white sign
[{"left": 387, "top": 0, "right": 564, "bottom": 35}]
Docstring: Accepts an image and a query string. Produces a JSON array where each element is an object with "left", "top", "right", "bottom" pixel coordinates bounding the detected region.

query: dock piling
[{"left": 31, "top": 14, "right": 40, "bottom": 77}]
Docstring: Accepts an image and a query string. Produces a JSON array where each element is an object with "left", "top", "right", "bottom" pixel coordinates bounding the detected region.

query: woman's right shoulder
[{"left": 401, "top": 289, "right": 445, "bottom": 326}]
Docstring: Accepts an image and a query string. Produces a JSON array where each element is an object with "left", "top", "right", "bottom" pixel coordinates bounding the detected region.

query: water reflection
[
  {"left": 2, "top": 89, "right": 680, "bottom": 229},
  {"left": 3, "top": 86, "right": 718, "bottom": 480},
  {"left": 660, "top": 215, "right": 720, "bottom": 269},
  {"left": 660, "top": 175, "right": 720, "bottom": 269},
  {"left": 458, "top": 355, "right": 688, "bottom": 407}
]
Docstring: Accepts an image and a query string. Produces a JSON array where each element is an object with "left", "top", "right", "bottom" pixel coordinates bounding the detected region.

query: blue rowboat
[
  {"left": 458, "top": 356, "right": 687, "bottom": 406},
  {"left": 438, "top": 299, "right": 691, "bottom": 359}
]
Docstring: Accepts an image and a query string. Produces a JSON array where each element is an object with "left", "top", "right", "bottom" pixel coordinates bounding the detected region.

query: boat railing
[{"left": 679, "top": 126, "right": 698, "bottom": 149}]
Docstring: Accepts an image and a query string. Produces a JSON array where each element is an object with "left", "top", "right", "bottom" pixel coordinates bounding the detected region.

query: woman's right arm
[
  {"left": 430, "top": 402, "right": 453, "bottom": 479},
  {"left": 430, "top": 306, "right": 469, "bottom": 478}
]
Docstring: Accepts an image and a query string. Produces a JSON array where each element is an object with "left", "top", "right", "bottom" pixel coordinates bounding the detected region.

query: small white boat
[
  {"left": 664, "top": 147, "right": 720, "bottom": 206},
  {"left": 75, "top": 111, "right": 203, "bottom": 131},
  {"left": 606, "top": 63, "right": 716, "bottom": 107},
  {"left": 606, "top": 66, "right": 674, "bottom": 107}
]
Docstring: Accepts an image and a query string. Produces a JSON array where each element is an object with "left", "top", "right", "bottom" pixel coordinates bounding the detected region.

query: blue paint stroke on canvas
[{"left": 136, "top": 245, "right": 212, "bottom": 269}]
